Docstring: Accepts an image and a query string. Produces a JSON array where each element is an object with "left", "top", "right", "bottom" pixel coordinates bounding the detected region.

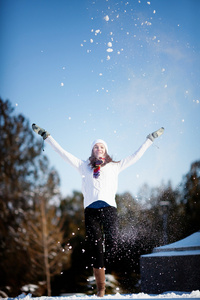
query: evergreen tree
[
  {"left": 0, "top": 99, "right": 69, "bottom": 296},
  {"left": 21, "top": 168, "right": 70, "bottom": 296},
  {"left": 180, "top": 160, "right": 200, "bottom": 235},
  {"left": 0, "top": 99, "right": 43, "bottom": 295}
]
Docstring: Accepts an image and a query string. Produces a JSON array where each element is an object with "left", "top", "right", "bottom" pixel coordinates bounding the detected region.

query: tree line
[{"left": 0, "top": 98, "right": 199, "bottom": 296}]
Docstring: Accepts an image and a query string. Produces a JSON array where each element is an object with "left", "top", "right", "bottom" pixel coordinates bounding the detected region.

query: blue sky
[{"left": 1, "top": 0, "right": 200, "bottom": 199}]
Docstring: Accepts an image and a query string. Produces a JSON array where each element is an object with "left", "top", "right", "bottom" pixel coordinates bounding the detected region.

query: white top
[{"left": 46, "top": 136, "right": 152, "bottom": 209}]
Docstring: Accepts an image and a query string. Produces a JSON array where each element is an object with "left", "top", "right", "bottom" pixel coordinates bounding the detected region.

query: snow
[
  {"left": 6, "top": 290, "right": 200, "bottom": 300},
  {"left": 3, "top": 234, "right": 200, "bottom": 298},
  {"left": 153, "top": 231, "right": 200, "bottom": 253},
  {"left": 104, "top": 15, "right": 110, "bottom": 22},
  {"left": 3, "top": 1, "right": 199, "bottom": 299},
  {"left": 106, "top": 48, "right": 113, "bottom": 53},
  {"left": 141, "top": 231, "right": 200, "bottom": 257},
  {"left": 140, "top": 232, "right": 200, "bottom": 294},
  {"left": 141, "top": 250, "right": 200, "bottom": 257}
]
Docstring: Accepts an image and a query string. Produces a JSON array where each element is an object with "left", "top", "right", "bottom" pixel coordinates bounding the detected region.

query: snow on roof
[
  {"left": 153, "top": 231, "right": 200, "bottom": 253},
  {"left": 141, "top": 250, "right": 200, "bottom": 258},
  {"left": 141, "top": 231, "right": 200, "bottom": 258}
]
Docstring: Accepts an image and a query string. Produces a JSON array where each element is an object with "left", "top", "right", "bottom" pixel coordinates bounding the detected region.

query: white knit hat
[{"left": 91, "top": 139, "right": 108, "bottom": 153}]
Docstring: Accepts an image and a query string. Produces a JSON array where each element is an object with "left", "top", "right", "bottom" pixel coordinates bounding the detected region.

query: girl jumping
[{"left": 32, "top": 124, "right": 164, "bottom": 296}]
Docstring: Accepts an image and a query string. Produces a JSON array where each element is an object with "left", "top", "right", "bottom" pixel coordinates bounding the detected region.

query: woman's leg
[
  {"left": 84, "top": 208, "right": 106, "bottom": 296},
  {"left": 101, "top": 207, "right": 118, "bottom": 271},
  {"left": 84, "top": 208, "right": 105, "bottom": 268}
]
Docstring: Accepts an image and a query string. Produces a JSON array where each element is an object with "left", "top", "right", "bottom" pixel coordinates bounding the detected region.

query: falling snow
[
  {"left": 2, "top": 1, "right": 200, "bottom": 297},
  {"left": 104, "top": 15, "right": 110, "bottom": 21}
]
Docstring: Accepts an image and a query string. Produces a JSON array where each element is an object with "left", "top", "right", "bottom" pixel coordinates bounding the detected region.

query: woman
[{"left": 32, "top": 123, "right": 164, "bottom": 297}]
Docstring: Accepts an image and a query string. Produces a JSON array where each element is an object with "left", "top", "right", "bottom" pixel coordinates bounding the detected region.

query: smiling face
[{"left": 92, "top": 143, "right": 106, "bottom": 159}]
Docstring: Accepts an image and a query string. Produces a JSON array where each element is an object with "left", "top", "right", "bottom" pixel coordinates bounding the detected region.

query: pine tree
[
  {"left": 0, "top": 99, "right": 69, "bottom": 296},
  {"left": 21, "top": 159, "right": 70, "bottom": 296},
  {"left": 0, "top": 99, "right": 43, "bottom": 295},
  {"left": 180, "top": 160, "right": 200, "bottom": 235}
]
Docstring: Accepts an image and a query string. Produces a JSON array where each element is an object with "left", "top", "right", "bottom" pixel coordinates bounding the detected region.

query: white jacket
[{"left": 46, "top": 136, "right": 152, "bottom": 208}]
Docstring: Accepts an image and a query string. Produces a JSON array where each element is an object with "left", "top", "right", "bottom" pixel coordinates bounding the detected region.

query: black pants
[{"left": 84, "top": 206, "right": 118, "bottom": 269}]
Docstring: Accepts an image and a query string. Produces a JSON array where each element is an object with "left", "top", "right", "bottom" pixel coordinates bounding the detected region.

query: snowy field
[{"left": 5, "top": 291, "right": 200, "bottom": 300}]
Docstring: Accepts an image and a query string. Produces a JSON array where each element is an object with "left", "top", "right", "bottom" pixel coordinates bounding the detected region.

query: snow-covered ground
[{"left": 4, "top": 290, "right": 200, "bottom": 300}]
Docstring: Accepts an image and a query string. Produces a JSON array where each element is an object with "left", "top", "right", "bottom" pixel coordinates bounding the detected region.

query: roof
[
  {"left": 141, "top": 231, "right": 200, "bottom": 258},
  {"left": 153, "top": 231, "right": 200, "bottom": 253}
]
